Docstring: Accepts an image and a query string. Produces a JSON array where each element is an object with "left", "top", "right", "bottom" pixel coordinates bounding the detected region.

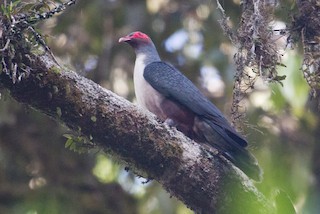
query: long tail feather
[{"left": 196, "top": 118, "right": 263, "bottom": 181}]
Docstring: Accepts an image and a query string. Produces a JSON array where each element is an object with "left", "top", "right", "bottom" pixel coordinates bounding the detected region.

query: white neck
[{"left": 133, "top": 50, "right": 162, "bottom": 109}]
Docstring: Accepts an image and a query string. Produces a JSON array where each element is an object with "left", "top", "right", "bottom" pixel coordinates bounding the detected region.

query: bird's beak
[{"left": 118, "top": 36, "right": 131, "bottom": 43}]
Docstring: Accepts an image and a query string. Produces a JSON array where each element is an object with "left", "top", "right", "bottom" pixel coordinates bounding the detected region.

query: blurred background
[{"left": 0, "top": 0, "right": 319, "bottom": 213}]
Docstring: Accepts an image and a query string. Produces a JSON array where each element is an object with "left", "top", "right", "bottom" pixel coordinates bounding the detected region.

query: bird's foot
[{"left": 164, "top": 118, "right": 177, "bottom": 127}]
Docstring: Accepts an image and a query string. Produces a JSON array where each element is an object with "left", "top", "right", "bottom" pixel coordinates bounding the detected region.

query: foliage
[{"left": 63, "top": 133, "right": 96, "bottom": 154}]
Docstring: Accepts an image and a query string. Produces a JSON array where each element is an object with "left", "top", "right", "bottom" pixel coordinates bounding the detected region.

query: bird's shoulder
[
  {"left": 144, "top": 61, "right": 201, "bottom": 99},
  {"left": 143, "top": 61, "right": 184, "bottom": 95}
]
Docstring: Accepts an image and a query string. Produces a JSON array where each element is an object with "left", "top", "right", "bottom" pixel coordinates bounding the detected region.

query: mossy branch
[{"left": 0, "top": 15, "right": 276, "bottom": 214}]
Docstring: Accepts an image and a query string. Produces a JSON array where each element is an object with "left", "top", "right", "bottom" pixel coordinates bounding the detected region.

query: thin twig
[
  {"left": 215, "top": 0, "right": 237, "bottom": 45},
  {"left": 0, "top": 39, "right": 10, "bottom": 52}
]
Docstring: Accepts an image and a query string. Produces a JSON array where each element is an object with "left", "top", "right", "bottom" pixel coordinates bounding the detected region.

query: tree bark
[{"left": 0, "top": 20, "right": 275, "bottom": 214}]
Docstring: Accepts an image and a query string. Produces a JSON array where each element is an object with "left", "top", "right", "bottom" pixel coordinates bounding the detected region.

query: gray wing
[{"left": 143, "top": 61, "right": 247, "bottom": 147}]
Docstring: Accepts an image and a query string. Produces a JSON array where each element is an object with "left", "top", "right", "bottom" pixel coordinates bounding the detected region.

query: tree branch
[{"left": 0, "top": 19, "right": 275, "bottom": 214}]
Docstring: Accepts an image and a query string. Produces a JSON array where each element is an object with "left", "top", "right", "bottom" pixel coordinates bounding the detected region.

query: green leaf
[
  {"left": 63, "top": 134, "right": 73, "bottom": 139},
  {"left": 65, "top": 138, "right": 74, "bottom": 148}
]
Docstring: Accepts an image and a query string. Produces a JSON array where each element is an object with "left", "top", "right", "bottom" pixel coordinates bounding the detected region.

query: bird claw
[{"left": 164, "top": 118, "right": 177, "bottom": 127}]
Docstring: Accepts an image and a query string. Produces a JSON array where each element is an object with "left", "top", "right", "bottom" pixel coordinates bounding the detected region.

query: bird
[{"left": 119, "top": 31, "right": 262, "bottom": 181}]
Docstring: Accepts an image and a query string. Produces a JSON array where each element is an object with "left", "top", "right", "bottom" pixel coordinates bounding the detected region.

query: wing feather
[{"left": 143, "top": 61, "right": 247, "bottom": 147}]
